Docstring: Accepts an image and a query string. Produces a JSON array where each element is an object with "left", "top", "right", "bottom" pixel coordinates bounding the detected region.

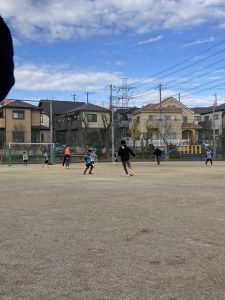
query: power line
[
  {"left": 133, "top": 47, "right": 225, "bottom": 92},
  {"left": 131, "top": 52, "right": 225, "bottom": 100},
  {"left": 129, "top": 39, "right": 225, "bottom": 88},
  {"left": 163, "top": 59, "right": 225, "bottom": 88}
]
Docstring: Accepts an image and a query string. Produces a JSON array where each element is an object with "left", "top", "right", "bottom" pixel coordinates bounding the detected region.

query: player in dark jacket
[
  {"left": 153, "top": 147, "right": 162, "bottom": 165},
  {"left": 118, "top": 139, "right": 135, "bottom": 176},
  {"left": 0, "top": 16, "right": 15, "bottom": 102}
]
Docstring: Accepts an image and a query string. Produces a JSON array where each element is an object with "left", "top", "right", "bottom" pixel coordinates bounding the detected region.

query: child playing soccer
[
  {"left": 42, "top": 151, "right": 49, "bottom": 167},
  {"left": 22, "top": 151, "right": 28, "bottom": 166},
  {"left": 62, "top": 145, "right": 70, "bottom": 166},
  {"left": 83, "top": 150, "right": 94, "bottom": 175},
  {"left": 118, "top": 139, "right": 135, "bottom": 176},
  {"left": 205, "top": 148, "right": 213, "bottom": 166}
]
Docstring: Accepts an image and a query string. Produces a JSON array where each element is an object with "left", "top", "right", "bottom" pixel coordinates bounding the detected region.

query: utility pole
[
  {"left": 85, "top": 92, "right": 93, "bottom": 104},
  {"left": 155, "top": 83, "right": 168, "bottom": 157},
  {"left": 213, "top": 93, "right": 217, "bottom": 155},
  {"left": 49, "top": 100, "right": 53, "bottom": 143},
  {"left": 158, "top": 83, "right": 163, "bottom": 146},
  {"left": 109, "top": 84, "right": 114, "bottom": 162},
  {"left": 71, "top": 94, "right": 78, "bottom": 102}
]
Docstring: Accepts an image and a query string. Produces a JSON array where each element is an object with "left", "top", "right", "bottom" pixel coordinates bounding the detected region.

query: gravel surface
[{"left": 0, "top": 161, "right": 225, "bottom": 300}]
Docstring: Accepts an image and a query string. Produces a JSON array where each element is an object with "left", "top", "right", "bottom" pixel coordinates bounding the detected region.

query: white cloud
[
  {"left": 136, "top": 35, "right": 162, "bottom": 46},
  {"left": 14, "top": 62, "right": 122, "bottom": 92},
  {"left": 182, "top": 36, "right": 215, "bottom": 47},
  {"left": 218, "top": 22, "right": 225, "bottom": 28},
  {"left": 1, "top": 0, "right": 225, "bottom": 41},
  {"left": 13, "top": 62, "right": 222, "bottom": 107}
]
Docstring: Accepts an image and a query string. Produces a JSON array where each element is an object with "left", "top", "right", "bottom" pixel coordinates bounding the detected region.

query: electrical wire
[{"left": 128, "top": 39, "right": 225, "bottom": 88}]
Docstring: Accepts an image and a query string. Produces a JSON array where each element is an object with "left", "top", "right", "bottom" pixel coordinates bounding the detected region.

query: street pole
[
  {"left": 110, "top": 84, "right": 114, "bottom": 162},
  {"left": 50, "top": 100, "right": 53, "bottom": 143},
  {"left": 159, "top": 83, "right": 162, "bottom": 144},
  {"left": 213, "top": 93, "right": 217, "bottom": 155}
]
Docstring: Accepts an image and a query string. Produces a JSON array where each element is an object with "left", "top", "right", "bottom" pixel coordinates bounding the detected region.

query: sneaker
[
  {"left": 83, "top": 171, "right": 86, "bottom": 175},
  {"left": 89, "top": 172, "right": 93, "bottom": 175}
]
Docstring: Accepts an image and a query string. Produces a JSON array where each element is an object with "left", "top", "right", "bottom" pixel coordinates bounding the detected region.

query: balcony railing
[{"left": 150, "top": 139, "right": 190, "bottom": 147}]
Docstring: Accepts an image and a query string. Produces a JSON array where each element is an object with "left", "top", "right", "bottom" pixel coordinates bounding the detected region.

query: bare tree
[
  {"left": 130, "top": 119, "right": 140, "bottom": 148},
  {"left": 82, "top": 114, "right": 89, "bottom": 148},
  {"left": 102, "top": 113, "right": 111, "bottom": 156}
]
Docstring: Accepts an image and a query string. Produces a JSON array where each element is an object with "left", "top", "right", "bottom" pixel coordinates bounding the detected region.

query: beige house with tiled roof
[
  {"left": 132, "top": 97, "right": 201, "bottom": 145},
  {"left": 0, "top": 99, "right": 43, "bottom": 147}
]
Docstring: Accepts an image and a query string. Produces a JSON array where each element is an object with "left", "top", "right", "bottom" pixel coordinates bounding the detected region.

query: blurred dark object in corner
[{"left": 0, "top": 16, "right": 15, "bottom": 102}]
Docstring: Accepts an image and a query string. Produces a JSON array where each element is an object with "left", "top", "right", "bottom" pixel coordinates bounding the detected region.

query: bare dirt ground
[{"left": 0, "top": 160, "right": 225, "bottom": 300}]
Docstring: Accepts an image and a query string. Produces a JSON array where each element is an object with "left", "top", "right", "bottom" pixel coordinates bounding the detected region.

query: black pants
[
  {"left": 63, "top": 155, "right": 70, "bottom": 166},
  {"left": 122, "top": 160, "right": 131, "bottom": 174},
  {"left": 205, "top": 158, "right": 212, "bottom": 165},
  {"left": 84, "top": 163, "right": 94, "bottom": 174}
]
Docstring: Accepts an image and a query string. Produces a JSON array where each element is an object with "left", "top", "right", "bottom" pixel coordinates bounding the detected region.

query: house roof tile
[
  {"left": 182, "top": 122, "right": 202, "bottom": 129},
  {"left": 65, "top": 103, "right": 109, "bottom": 115},
  {"left": 2, "top": 99, "right": 41, "bottom": 110},
  {"left": 39, "top": 100, "right": 85, "bottom": 115}
]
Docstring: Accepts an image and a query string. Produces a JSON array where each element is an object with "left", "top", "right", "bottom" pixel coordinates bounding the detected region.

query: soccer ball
[{"left": 128, "top": 168, "right": 135, "bottom": 176}]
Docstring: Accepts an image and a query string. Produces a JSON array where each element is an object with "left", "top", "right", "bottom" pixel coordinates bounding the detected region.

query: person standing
[
  {"left": 118, "top": 139, "right": 135, "bottom": 176},
  {"left": 205, "top": 148, "right": 213, "bottom": 166},
  {"left": 63, "top": 145, "right": 70, "bottom": 166},
  {"left": 153, "top": 147, "right": 162, "bottom": 165},
  {"left": 42, "top": 151, "right": 49, "bottom": 167},
  {"left": 22, "top": 151, "right": 28, "bottom": 166}
]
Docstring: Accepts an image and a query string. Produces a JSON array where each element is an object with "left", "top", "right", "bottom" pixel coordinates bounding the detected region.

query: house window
[
  {"left": 182, "top": 116, "right": 188, "bottom": 123},
  {"left": 12, "top": 110, "right": 25, "bottom": 120},
  {"left": 194, "top": 116, "right": 202, "bottom": 121},
  {"left": 149, "top": 115, "right": 156, "bottom": 121},
  {"left": 32, "top": 131, "right": 40, "bottom": 143},
  {"left": 87, "top": 114, "right": 97, "bottom": 122},
  {"left": 167, "top": 131, "right": 176, "bottom": 139},
  {"left": 166, "top": 115, "right": 171, "bottom": 121},
  {"left": 204, "top": 116, "right": 209, "bottom": 121},
  {"left": 214, "top": 114, "right": 219, "bottom": 120},
  {"left": 136, "top": 116, "right": 140, "bottom": 123},
  {"left": 73, "top": 114, "right": 80, "bottom": 120},
  {"left": 215, "top": 129, "right": 219, "bottom": 135},
  {"left": 0, "top": 109, "right": 3, "bottom": 118},
  {"left": 41, "top": 133, "right": 45, "bottom": 142},
  {"left": 12, "top": 131, "right": 24, "bottom": 142}
]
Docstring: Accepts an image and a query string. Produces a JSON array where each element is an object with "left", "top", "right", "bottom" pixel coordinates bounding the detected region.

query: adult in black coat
[
  {"left": 118, "top": 139, "right": 135, "bottom": 176},
  {"left": 0, "top": 16, "right": 15, "bottom": 102},
  {"left": 153, "top": 147, "right": 162, "bottom": 165}
]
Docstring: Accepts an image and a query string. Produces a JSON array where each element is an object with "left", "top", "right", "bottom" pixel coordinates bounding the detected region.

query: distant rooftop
[{"left": 39, "top": 100, "right": 85, "bottom": 115}]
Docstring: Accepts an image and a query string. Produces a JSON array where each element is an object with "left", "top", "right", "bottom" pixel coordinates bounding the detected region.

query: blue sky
[{"left": 2, "top": 0, "right": 225, "bottom": 108}]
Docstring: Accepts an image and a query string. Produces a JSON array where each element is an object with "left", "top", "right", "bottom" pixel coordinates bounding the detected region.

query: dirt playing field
[{"left": 0, "top": 161, "right": 225, "bottom": 300}]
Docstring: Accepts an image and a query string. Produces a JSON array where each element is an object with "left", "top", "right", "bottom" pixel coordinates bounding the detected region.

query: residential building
[
  {"left": 0, "top": 99, "right": 43, "bottom": 147},
  {"left": 54, "top": 103, "right": 110, "bottom": 147},
  {"left": 39, "top": 99, "right": 85, "bottom": 143},
  {"left": 131, "top": 97, "right": 201, "bottom": 146},
  {"left": 193, "top": 103, "right": 225, "bottom": 152}
]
